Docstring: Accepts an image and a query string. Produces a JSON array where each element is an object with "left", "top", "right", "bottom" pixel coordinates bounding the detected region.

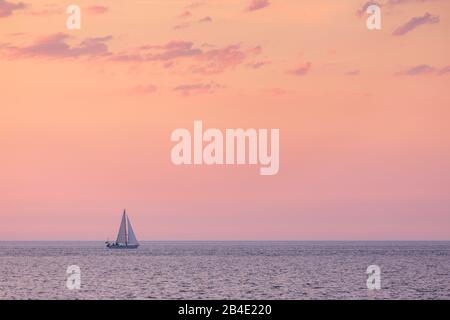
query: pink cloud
[
  {"left": 85, "top": 5, "right": 108, "bottom": 15},
  {"left": 246, "top": 60, "right": 270, "bottom": 69},
  {"left": 437, "top": 66, "right": 450, "bottom": 76},
  {"left": 173, "top": 22, "right": 190, "bottom": 30},
  {"left": 3, "top": 34, "right": 261, "bottom": 77},
  {"left": 246, "top": 0, "right": 270, "bottom": 12},
  {"left": 392, "top": 12, "right": 439, "bottom": 36},
  {"left": 396, "top": 64, "right": 450, "bottom": 76},
  {"left": 142, "top": 41, "right": 202, "bottom": 60},
  {"left": 28, "top": 8, "right": 61, "bottom": 16},
  {"left": 396, "top": 64, "right": 435, "bottom": 75},
  {"left": 356, "top": 1, "right": 381, "bottom": 17},
  {"left": 0, "top": 0, "right": 26, "bottom": 18},
  {"left": 191, "top": 44, "right": 261, "bottom": 74},
  {"left": 178, "top": 10, "right": 191, "bottom": 19},
  {"left": 386, "top": 0, "right": 441, "bottom": 5},
  {"left": 287, "top": 62, "right": 312, "bottom": 76},
  {"left": 112, "top": 41, "right": 261, "bottom": 75},
  {"left": 173, "top": 81, "right": 224, "bottom": 96},
  {"left": 185, "top": 2, "right": 204, "bottom": 10},
  {"left": 198, "top": 16, "right": 212, "bottom": 23},
  {"left": 346, "top": 69, "right": 360, "bottom": 76},
  {"left": 111, "top": 41, "right": 200, "bottom": 62},
  {"left": 2, "top": 33, "right": 112, "bottom": 59}
]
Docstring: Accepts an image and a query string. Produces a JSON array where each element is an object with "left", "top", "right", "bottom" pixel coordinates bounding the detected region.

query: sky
[{"left": 0, "top": 0, "right": 449, "bottom": 240}]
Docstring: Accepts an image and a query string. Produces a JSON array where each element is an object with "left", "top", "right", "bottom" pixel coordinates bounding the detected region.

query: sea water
[{"left": 0, "top": 241, "right": 449, "bottom": 299}]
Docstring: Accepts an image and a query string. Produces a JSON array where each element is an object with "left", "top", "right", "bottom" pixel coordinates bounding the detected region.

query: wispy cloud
[
  {"left": 437, "top": 66, "right": 450, "bottom": 76},
  {"left": 178, "top": 10, "right": 191, "bottom": 19},
  {"left": 356, "top": 1, "right": 381, "bottom": 17},
  {"left": 191, "top": 44, "right": 261, "bottom": 74},
  {"left": 2, "top": 34, "right": 261, "bottom": 76},
  {"left": 198, "top": 16, "right": 212, "bottom": 23},
  {"left": 112, "top": 41, "right": 261, "bottom": 75},
  {"left": 2, "top": 33, "right": 112, "bottom": 59},
  {"left": 396, "top": 64, "right": 450, "bottom": 76},
  {"left": 392, "top": 12, "right": 439, "bottom": 36},
  {"left": 173, "top": 81, "right": 224, "bottom": 96},
  {"left": 185, "top": 1, "right": 205, "bottom": 10},
  {"left": 346, "top": 70, "right": 360, "bottom": 76},
  {"left": 173, "top": 22, "right": 190, "bottom": 30},
  {"left": 396, "top": 64, "right": 435, "bottom": 75},
  {"left": 136, "top": 41, "right": 202, "bottom": 61},
  {"left": 85, "top": 5, "right": 108, "bottom": 15},
  {"left": 386, "top": 0, "right": 441, "bottom": 5},
  {"left": 28, "top": 7, "right": 61, "bottom": 16},
  {"left": 246, "top": 60, "right": 270, "bottom": 69},
  {"left": 246, "top": 0, "right": 270, "bottom": 12},
  {"left": 0, "top": 0, "right": 27, "bottom": 18},
  {"left": 287, "top": 62, "right": 312, "bottom": 76}
]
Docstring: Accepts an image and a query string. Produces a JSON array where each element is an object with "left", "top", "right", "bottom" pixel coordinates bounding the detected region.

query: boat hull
[{"left": 106, "top": 243, "right": 139, "bottom": 249}]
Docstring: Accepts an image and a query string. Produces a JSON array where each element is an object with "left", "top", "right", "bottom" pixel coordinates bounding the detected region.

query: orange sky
[{"left": 1, "top": 0, "right": 449, "bottom": 240}]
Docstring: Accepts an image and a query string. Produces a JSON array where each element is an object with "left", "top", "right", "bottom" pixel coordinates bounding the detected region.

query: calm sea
[{"left": 0, "top": 241, "right": 449, "bottom": 299}]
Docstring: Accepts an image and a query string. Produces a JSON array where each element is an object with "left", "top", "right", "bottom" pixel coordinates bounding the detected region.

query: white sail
[
  {"left": 116, "top": 210, "right": 127, "bottom": 244},
  {"left": 126, "top": 215, "right": 139, "bottom": 245}
]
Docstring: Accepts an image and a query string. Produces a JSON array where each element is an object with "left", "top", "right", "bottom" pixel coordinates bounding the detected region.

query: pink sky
[{"left": 1, "top": 0, "right": 449, "bottom": 240}]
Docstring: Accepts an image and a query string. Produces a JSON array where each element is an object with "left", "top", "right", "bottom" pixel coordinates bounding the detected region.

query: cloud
[
  {"left": 396, "top": 64, "right": 435, "bottom": 75},
  {"left": 28, "top": 8, "right": 61, "bottom": 16},
  {"left": 198, "top": 16, "right": 212, "bottom": 23},
  {"left": 191, "top": 44, "right": 261, "bottom": 74},
  {"left": 110, "top": 40, "right": 201, "bottom": 62},
  {"left": 2, "top": 33, "right": 112, "bottom": 59},
  {"left": 386, "top": 0, "right": 441, "bottom": 5},
  {"left": 112, "top": 41, "right": 261, "bottom": 75},
  {"left": 246, "top": 0, "right": 270, "bottom": 12},
  {"left": 140, "top": 41, "right": 202, "bottom": 60},
  {"left": 4, "top": 34, "right": 261, "bottom": 77},
  {"left": 0, "top": 0, "right": 27, "bottom": 18},
  {"left": 173, "top": 81, "right": 224, "bottom": 96},
  {"left": 246, "top": 60, "right": 270, "bottom": 69},
  {"left": 2, "top": 32, "right": 261, "bottom": 77},
  {"left": 173, "top": 22, "right": 190, "bottom": 30},
  {"left": 185, "top": 1, "right": 205, "bottom": 10},
  {"left": 437, "top": 66, "right": 450, "bottom": 76},
  {"left": 356, "top": 1, "right": 381, "bottom": 17},
  {"left": 392, "top": 12, "right": 439, "bottom": 36},
  {"left": 346, "top": 70, "right": 360, "bottom": 76},
  {"left": 396, "top": 64, "right": 450, "bottom": 76},
  {"left": 85, "top": 5, "right": 108, "bottom": 15},
  {"left": 287, "top": 62, "right": 312, "bottom": 76},
  {"left": 178, "top": 10, "right": 191, "bottom": 19}
]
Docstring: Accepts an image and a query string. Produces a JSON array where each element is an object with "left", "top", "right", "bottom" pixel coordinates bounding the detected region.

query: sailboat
[{"left": 106, "top": 210, "right": 139, "bottom": 249}]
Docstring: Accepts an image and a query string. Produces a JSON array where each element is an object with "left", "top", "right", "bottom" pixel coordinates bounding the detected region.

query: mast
[{"left": 124, "top": 209, "right": 128, "bottom": 246}]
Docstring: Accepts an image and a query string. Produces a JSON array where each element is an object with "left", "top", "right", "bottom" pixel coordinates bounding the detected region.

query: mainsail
[
  {"left": 107, "top": 209, "right": 139, "bottom": 249},
  {"left": 116, "top": 210, "right": 128, "bottom": 244},
  {"left": 126, "top": 215, "right": 139, "bottom": 246}
]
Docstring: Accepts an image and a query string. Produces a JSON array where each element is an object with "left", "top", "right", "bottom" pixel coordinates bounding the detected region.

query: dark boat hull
[{"left": 106, "top": 243, "right": 139, "bottom": 249}]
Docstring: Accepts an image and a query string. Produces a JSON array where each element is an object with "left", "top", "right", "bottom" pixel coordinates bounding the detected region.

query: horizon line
[{"left": 0, "top": 239, "right": 449, "bottom": 242}]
